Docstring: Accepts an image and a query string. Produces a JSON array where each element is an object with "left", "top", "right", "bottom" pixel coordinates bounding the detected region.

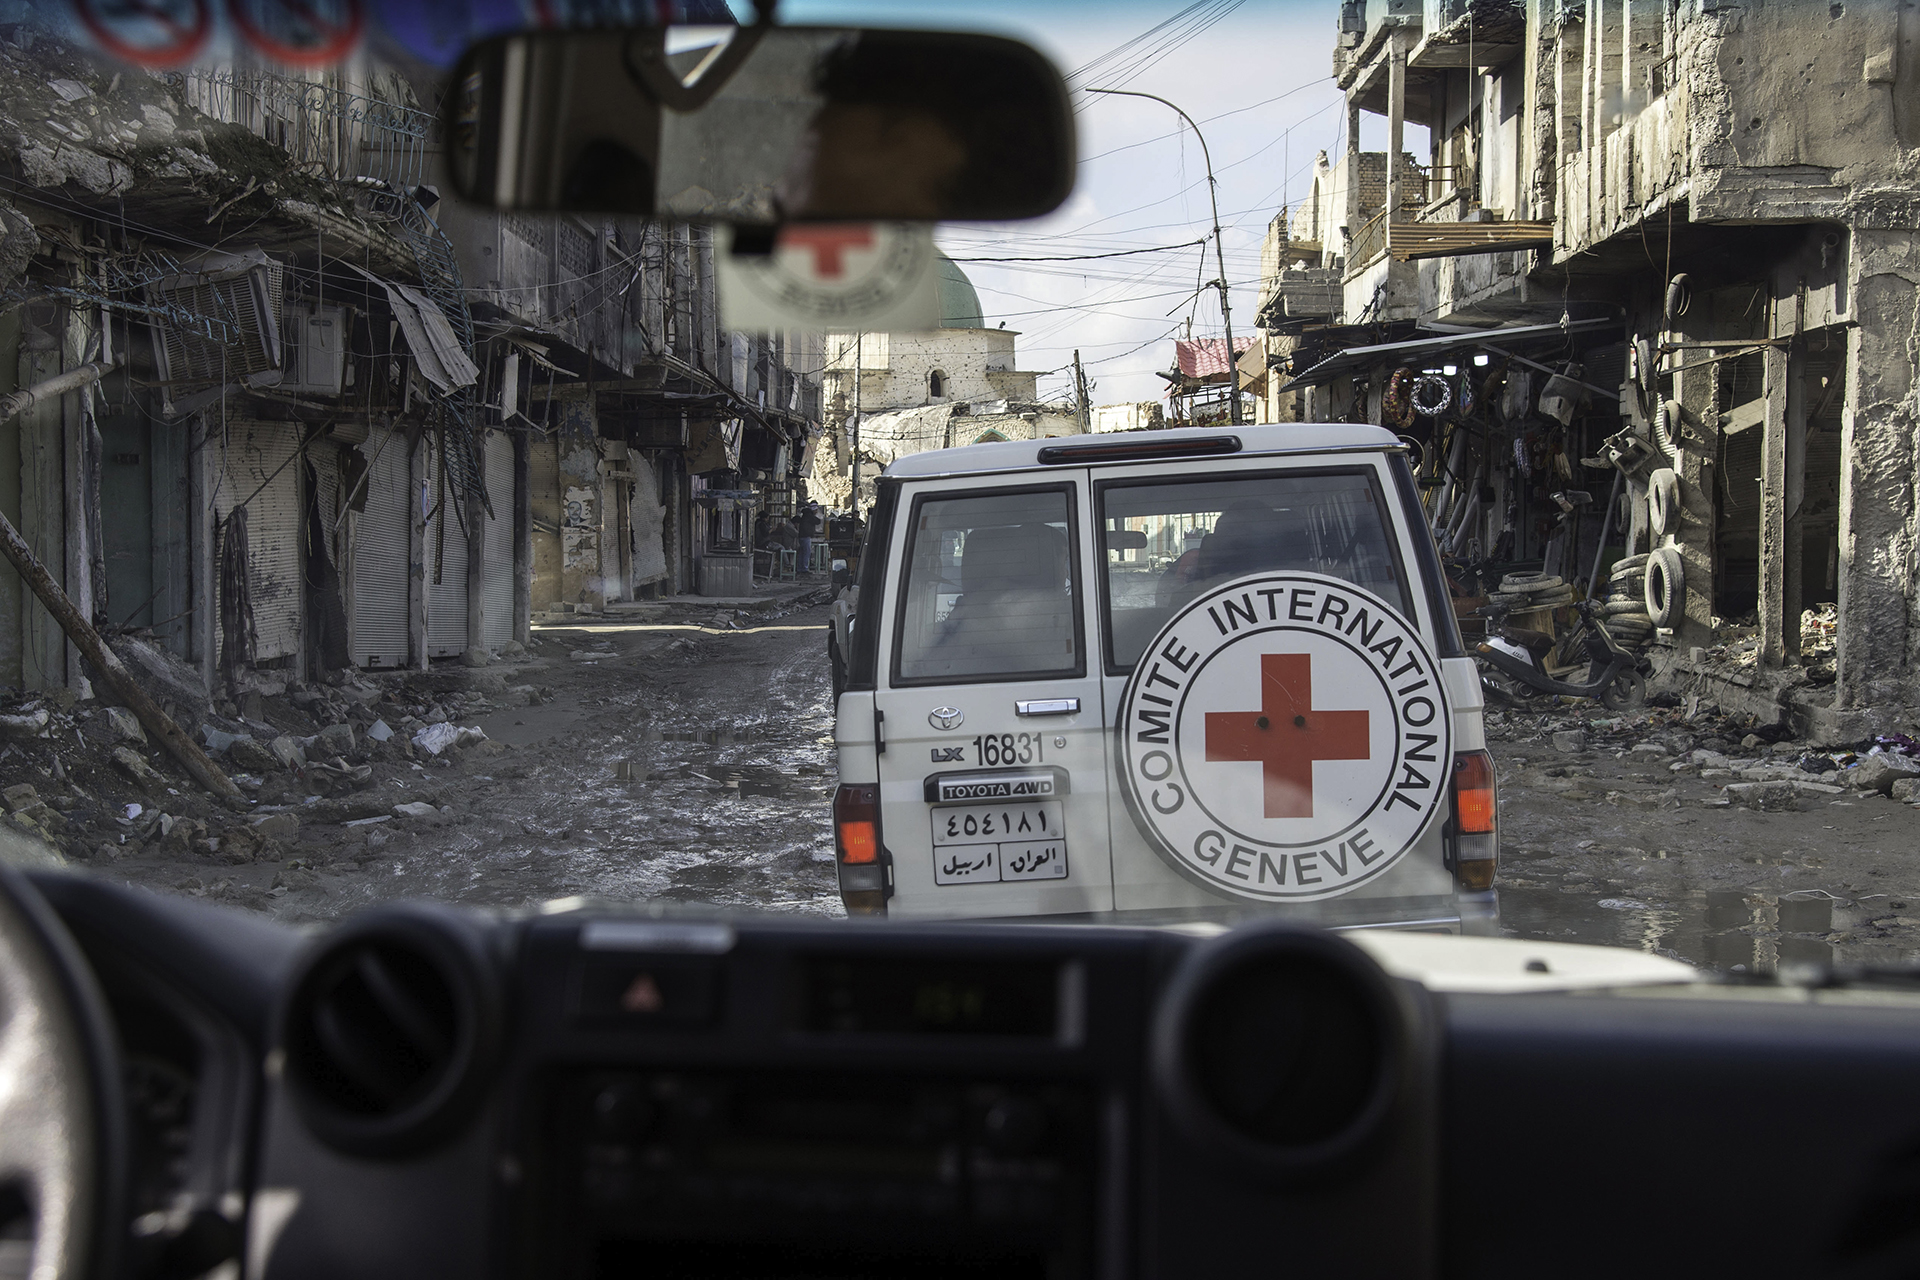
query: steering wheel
[{"left": 0, "top": 861, "right": 124, "bottom": 1280}]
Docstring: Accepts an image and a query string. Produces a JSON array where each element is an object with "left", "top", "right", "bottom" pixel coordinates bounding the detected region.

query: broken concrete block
[
  {"left": 1741, "top": 734, "right": 1764, "bottom": 750},
  {"left": 1848, "top": 754, "right": 1920, "bottom": 795},
  {"left": 268, "top": 735, "right": 307, "bottom": 771},
  {"left": 461, "top": 647, "right": 491, "bottom": 668},
  {"left": 366, "top": 719, "right": 394, "bottom": 743},
  {"left": 392, "top": 800, "right": 446, "bottom": 824},
  {"left": 203, "top": 726, "right": 245, "bottom": 754},
  {"left": 112, "top": 746, "right": 162, "bottom": 785},
  {"left": 1892, "top": 777, "right": 1920, "bottom": 804},
  {"left": 1726, "top": 780, "right": 1803, "bottom": 811},
  {"left": 504, "top": 685, "right": 537, "bottom": 708},
  {"left": 453, "top": 726, "right": 488, "bottom": 749},
  {"left": 229, "top": 737, "right": 277, "bottom": 773},
  {"left": 0, "top": 709, "right": 50, "bottom": 740},
  {"left": 315, "top": 723, "right": 356, "bottom": 757},
  {"left": 104, "top": 705, "right": 146, "bottom": 743},
  {"left": 1627, "top": 743, "right": 1670, "bottom": 762},
  {"left": 108, "top": 634, "right": 210, "bottom": 727},
  {"left": 2, "top": 784, "right": 38, "bottom": 813},
  {"left": 1552, "top": 730, "right": 1588, "bottom": 753}
]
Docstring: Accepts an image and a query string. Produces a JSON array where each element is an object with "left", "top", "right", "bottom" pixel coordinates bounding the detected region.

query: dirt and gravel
[
  {"left": 5, "top": 599, "right": 1920, "bottom": 975},
  {"left": 1488, "top": 700, "right": 1920, "bottom": 972},
  {"left": 0, "top": 591, "right": 842, "bottom": 924}
]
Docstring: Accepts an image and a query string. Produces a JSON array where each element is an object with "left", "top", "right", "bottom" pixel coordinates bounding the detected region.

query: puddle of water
[
  {"left": 644, "top": 727, "right": 767, "bottom": 745},
  {"left": 1500, "top": 886, "right": 1863, "bottom": 973}
]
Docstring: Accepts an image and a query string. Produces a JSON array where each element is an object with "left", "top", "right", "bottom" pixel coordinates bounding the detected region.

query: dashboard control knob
[
  {"left": 982, "top": 1096, "right": 1047, "bottom": 1156},
  {"left": 590, "top": 1078, "right": 655, "bottom": 1141}
]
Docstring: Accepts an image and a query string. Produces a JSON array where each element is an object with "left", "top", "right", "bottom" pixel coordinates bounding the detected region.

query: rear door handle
[{"left": 1015, "top": 698, "right": 1079, "bottom": 717}]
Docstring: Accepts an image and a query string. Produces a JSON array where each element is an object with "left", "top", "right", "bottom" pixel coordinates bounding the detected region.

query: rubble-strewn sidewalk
[
  {"left": 1491, "top": 697, "right": 1920, "bottom": 971},
  {"left": 0, "top": 596, "right": 841, "bottom": 919}
]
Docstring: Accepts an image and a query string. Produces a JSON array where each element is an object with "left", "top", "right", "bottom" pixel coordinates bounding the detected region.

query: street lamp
[{"left": 1086, "top": 86, "right": 1242, "bottom": 425}]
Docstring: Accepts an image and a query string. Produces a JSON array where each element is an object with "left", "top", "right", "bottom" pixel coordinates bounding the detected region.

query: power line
[{"left": 946, "top": 239, "right": 1206, "bottom": 264}]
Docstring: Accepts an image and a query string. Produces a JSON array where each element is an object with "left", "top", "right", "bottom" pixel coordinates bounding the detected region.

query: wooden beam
[{"left": 1389, "top": 221, "right": 1556, "bottom": 260}]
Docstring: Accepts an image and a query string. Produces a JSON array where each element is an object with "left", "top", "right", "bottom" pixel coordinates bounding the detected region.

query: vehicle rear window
[
  {"left": 893, "top": 487, "right": 1082, "bottom": 684},
  {"left": 1098, "top": 470, "right": 1410, "bottom": 672}
]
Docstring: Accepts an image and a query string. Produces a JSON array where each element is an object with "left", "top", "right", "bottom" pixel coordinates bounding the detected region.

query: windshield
[{"left": 0, "top": 0, "right": 1903, "bottom": 983}]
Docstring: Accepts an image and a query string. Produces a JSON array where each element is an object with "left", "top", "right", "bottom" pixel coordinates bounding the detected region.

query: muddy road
[{"left": 17, "top": 598, "right": 1920, "bottom": 975}]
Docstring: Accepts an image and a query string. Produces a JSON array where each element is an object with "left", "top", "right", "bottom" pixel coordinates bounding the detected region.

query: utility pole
[
  {"left": 1073, "top": 349, "right": 1092, "bottom": 431},
  {"left": 850, "top": 331, "right": 863, "bottom": 516},
  {"left": 1088, "top": 87, "right": 1241, "bottom": 424}
]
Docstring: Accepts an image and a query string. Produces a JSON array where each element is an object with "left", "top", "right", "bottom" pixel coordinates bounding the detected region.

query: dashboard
[{"left": 30, "top": 870, "right": 1920, "bottom": 1280}]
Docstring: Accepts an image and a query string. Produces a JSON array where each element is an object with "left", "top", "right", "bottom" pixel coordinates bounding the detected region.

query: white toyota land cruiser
[{"left": 829, "top": 423, "right": 1497, "bottom": 931}]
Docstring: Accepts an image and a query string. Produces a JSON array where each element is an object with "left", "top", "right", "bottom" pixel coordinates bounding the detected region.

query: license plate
[{"left": 931, "top": 802, "right": 1067, "bottom": 886}]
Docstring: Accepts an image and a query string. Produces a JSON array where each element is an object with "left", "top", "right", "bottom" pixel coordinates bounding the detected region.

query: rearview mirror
[{"left": 443, "top": 25, "right": 1075, "bottom": 224}]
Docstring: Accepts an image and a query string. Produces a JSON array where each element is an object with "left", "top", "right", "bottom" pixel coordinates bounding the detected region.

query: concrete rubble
[{"left": 0, "top": 638, "right": 554, "bottom": 882}]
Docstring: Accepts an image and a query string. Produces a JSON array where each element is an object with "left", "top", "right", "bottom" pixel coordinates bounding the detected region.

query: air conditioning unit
[
  {"left": 145, "top": 249, "right": 284, "bottom": 394},
  {"left": 282, "top": 304, "right": 347, "bottom": 395}
]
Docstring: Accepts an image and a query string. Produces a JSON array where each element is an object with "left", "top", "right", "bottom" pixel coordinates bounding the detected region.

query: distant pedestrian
[{"left": 796, "top": 502, "right": 825, "bottom": 574}]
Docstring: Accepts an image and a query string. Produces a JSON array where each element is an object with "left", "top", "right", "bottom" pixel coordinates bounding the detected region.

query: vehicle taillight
[
  {"left": 833, "top": 783, "right": 888, "bottom": 916},
  {"left": 1451, "top": 750, "right": 1498, "bottom": 892}
]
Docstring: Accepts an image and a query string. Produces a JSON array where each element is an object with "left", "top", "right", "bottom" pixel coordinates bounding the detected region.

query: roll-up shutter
[
  {"left": 350, "top": 426, "right": 412, "bottom": 669},
  {"left": 426, "top": 434, "right": 470, "bottom": 657},
  {"left": 483, "top": 431, "right": 515, "bottom": 650},
  {"left": 214, "top": 421, "right": 301, "bottom": 661}
]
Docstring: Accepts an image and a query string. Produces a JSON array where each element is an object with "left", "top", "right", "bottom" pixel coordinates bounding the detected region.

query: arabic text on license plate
[{"left": 931, "top": 802, "right": 1067, "bottom": 886}]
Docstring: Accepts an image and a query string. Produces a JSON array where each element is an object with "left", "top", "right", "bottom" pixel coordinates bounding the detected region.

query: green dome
[{"left": 938, "top": 255, "right": 984, "bottom": 329}]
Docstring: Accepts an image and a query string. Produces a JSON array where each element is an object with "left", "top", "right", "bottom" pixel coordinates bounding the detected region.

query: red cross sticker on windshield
[
  {"left": 1205, "top": 653, "right": 1371, "bottom": 819},
  {"left": 779, "top": 225, "right": 876, "bottom": 279}
]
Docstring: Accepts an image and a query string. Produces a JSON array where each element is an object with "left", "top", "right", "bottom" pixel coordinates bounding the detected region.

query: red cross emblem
[
  {"left": 779, "top": 225, "right": 876, "bottom": 279},
  {"left": 1205, "top": 653, "right": 1371, "bottom": 819}
]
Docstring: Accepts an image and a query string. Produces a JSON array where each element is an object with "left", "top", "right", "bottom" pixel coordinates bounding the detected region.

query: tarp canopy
[{"left": 1279, "top": 318, "right": 1619, "bottom": 392}]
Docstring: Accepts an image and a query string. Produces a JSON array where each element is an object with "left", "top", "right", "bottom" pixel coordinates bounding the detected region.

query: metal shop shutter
[
  {"left": 351, "top": 427, "right": 412, "bottom": 669},
  {"left": 215, "top": 422, "right": 302, "bottom": 661},
  {"left": 483, "top": 431, "right": 515, "bottom": 650},
  {"left": 426, "top": 435, "right": 470, "bottom": 658}
]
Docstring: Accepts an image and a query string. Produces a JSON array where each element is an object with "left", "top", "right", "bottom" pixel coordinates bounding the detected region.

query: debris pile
[
  {"left": 1488, "top": 696, "right": 1920, "bottom": 809},
  {"left": 0, "top": 644, "right": 553, "bottom": 880}
]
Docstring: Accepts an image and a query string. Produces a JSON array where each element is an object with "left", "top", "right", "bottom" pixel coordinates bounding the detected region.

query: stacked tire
[
  {"left": 1602, "top": 553, "right": 1654, "bottom": 645},
  {"left": 1493, "top": 572, "right": 1575, "bottom": 611}
]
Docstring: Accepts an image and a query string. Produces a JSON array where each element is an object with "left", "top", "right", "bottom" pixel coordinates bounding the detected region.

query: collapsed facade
[
  {"left": 1255, "top": 0, "right": 1920, "bottom": 741},
  {"left": 0, "top": 20, "right": 823, "bottom": 708}
]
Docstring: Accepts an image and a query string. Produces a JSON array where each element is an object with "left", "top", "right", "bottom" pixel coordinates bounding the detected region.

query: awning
[
  {"left": 1279, "top": 318, "right": 1621, "bottom": 392},
  {"left": 347, "top": 264, "right": 480, "bottom": 393}
]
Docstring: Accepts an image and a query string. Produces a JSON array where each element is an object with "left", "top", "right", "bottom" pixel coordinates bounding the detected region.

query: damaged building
[
  {"left": 1255, "top": 0, "right": 1920, "bottom": 742},
  {"left": 0, "top": 15, "right": 825, "bottom": 712}
]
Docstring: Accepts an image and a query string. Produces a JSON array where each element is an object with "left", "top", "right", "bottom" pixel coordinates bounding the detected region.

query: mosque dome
[{"left": 937, "top": 255, "right": 985, "bottom": 329}]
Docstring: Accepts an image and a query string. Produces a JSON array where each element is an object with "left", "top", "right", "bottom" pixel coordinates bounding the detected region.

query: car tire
[
  {"left": 1645, "top": 545, "right": 1685, "bottom": 626},
  {"left": 1502, "top": 572, "right": 1563, "bottom": 592},
  {"left": 1600, "top": 669, "right": 1648, "bottom": 711},
  {"left": 1648, "top": 469, "right": 1681, "bottom": 538},
  {"left": 1609, "top": 553, "right": 1650, "bottom": 575},
  {"left": 1601, "top": 598, "right": 1648, "bottom": 617}
]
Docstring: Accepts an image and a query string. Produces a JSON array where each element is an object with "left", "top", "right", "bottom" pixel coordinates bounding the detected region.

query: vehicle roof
[{"left": 881, "top": 423, "right": 1404, "bottom": 478}]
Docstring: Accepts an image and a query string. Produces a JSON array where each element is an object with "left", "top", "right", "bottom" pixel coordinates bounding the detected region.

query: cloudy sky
[{"left": 781, "top": 0, "right": 1356, "bottom": 406}]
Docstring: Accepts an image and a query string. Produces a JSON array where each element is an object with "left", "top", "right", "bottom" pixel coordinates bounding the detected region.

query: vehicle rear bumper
[{"left": 960, "top": 891, "right": 1500, "bottom": 934}]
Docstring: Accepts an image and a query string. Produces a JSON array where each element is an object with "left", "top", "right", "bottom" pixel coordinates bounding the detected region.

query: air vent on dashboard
[
  {"left": 278, "top": 904, "right": 501, "bottom": 1158},
  {"left": 1153, "top": 926, "right": 1409, "bottom": 1180}
]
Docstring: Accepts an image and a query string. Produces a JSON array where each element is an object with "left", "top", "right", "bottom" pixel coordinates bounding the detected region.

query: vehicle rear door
[
  {"left": 870, "top": 472, "right": 1113, "bottom": 918},
  {"left": 1091, "top": 452, "right": 1460, "bottom": 918}
]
